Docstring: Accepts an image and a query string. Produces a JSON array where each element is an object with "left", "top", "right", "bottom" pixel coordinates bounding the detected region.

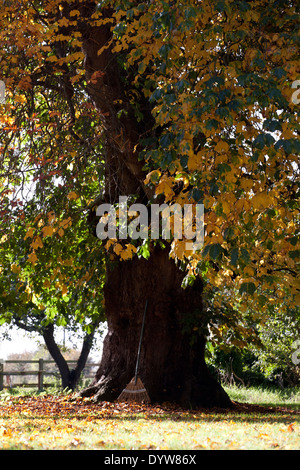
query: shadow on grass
[{"left": 0, "top": 405, "right": 298, "bottom": 426}]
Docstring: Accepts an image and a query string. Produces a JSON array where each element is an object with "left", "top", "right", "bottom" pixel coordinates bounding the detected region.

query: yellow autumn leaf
[
  {"left": 206, "top": 223, "right": 217, "bottom": 235},
  {"left": 25, "top": 285, "right": 32, "bottom": 295},
  {"left": 215, "top": 140, "right": 229, "bottom": 153},
  {"left": 47, "top": 211, "right": 55, "bottom": 223},
  {"left": 14, "top": 95, "right": 26, "bottom": 103},
  {"left": 120, "top": 243, "right": 137, "bottom": 260},
  {"left": 69, "top": 9, "right": 80, "bottom": 17},
  {"left": 43, "top": 279, "right": 51, "bottom": 288},
  {"left": 281, "top": 128, "right": 295, "bottom": 140},
  {"left": 24, "top": 227, "right": 35, "bottom": 240},
  {"left": 11, "top": 264, "right": 21, "bottom": 274},
  {"left": 221, "top": 201, "right": 231, "bottom": 215},
  {"left": 67, "top": 191, "right": 79, "bottom": 200},
  {"left": 155, "top": 175, "right": 175, "bottom": 201},
  {"left": 47, "top": 55, "right": 58, "bottom": 62},
  {"left": 240, "top": 179, "right": 253, "bottom": 192},
  {"left": 236, "top": 121, "right": 245, "bottom": 133},
  {"left": 70, "top": 51, "right": 85, "bottom": 61},
  {"left": 113, "top": 44, "right": 124, "bottom": 53},
  {"left": 58, "top": 17, "right": 69, "bottom": 27},
  {"left": 30, "top": 236, "right": 43, "bottom": 250},
  {"left": 28, "top": 251, "right": 38, "bottom": 264},
  {"left": 294, "top": 293, "right": 300, "bottom": 304},
  {"left": 187, "top": 152, "right": 201, "bottom": 171},
  {"left": 60, "top": 217, "right": 72, "bottom": 229},
  {"left": 171, "top": 239, "right": 187, "bottom": 260},
  {"left": 120, "top": 250, "right": 132, "bottom": 260},
  {"left": 235, "top": 198, "right": 246, "bottom": 213},
  {"left": 243, "top": 266, "right": 255, "bottom": 277},
  {"left": 61, "top": 285, "right": 68, "bottom": 296},
  {"left": 114, "top": 243, "right": 124, "bottom": 256},
  {"left": 251, "top": 192, "right": 273, "bottom": 210},
  {"left": 42, "top": 226, "right": 54, "bottom": 237},
  {"left": 144, "top": 169, "right": 161, "bottom": 185},
  {"left": 225, "top": 170, "right": 237, "bottom": 183},
  {"left": 105, "top": 239, "right": 117, "bottom": 250}
]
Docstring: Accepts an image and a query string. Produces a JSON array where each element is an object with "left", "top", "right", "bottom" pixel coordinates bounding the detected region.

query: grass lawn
[{"left": 0, "top": 386, "right": 299, "bottom": 450}]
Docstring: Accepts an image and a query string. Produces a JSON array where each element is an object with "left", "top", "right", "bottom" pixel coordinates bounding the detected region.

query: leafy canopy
[
  {"left": 0, "top": 0, "right": 106, "bottom": 332},
  {"left": 109, "top": 0, "right": 299, "bottom": 314},
  {"left": 0, "top": 0, "right": 299, "bottom": 343}
]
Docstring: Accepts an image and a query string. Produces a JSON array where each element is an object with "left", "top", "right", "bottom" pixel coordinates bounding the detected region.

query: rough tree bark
[{"left": 80, "top": 8, "right": 232, "bottom": 408}]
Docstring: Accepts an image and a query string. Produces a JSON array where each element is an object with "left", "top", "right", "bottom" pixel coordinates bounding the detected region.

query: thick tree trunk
[
  {"left": 80, "top": 9, "right": 232, "bottom": 408},
  {"left": 81, "top": 246, "right": 232, "bottom": 408}
]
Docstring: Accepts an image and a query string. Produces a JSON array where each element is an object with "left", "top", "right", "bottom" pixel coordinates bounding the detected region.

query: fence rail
[{"left": 0, "top": 359, "right": 98, "bottom": 391}]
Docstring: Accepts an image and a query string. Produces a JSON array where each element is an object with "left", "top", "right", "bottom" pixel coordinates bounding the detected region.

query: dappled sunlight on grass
[
  {"left": 0, "top": 388, "right": 299, "bottom": 450},
  {"left": 225, "top": 384, "right": 300, "bottom": 410}
]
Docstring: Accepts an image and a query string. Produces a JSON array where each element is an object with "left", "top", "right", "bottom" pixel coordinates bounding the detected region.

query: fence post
[
  {"left": 0, "top": 360, "right": 3, "bottom": 391},
  {"left": 38, "top": 358, "right": 44, "bottom": 392}
]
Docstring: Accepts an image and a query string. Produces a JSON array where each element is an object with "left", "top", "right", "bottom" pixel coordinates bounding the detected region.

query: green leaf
[
  {"left": 137, "top": 241, "right": 150, "bottom": 259},
  {"left": 188, "top": 187, "right": 203, "bottom": 202},
  {"left": 253, "top": 133, "right": 275, "bottom": 150},
  {"left": 263, "top": 119, "right": 282, "bottom": 132},
  {"left": 230, "top": 247, "right": 239, "bottom": 266},
  {"left": 56, "top": 316, "right": 67, "bottom": 327},
  {"left": 289, "top": 249, "right": 300, "bottom": 260},
  {"left": 202, "top": 244, "right": 211, "bottom": 258},
  {"left": 209, "top": 243, "right": 222, "bottom": 260},
  {"left": 240, "top": 248, "right": 250, "bottom": 264},
  {"left": 239, "top": 282, "right": 256, "bottom": 295},
  {"left": 205, "top": 118, "right": 219, "bottom": 130}
]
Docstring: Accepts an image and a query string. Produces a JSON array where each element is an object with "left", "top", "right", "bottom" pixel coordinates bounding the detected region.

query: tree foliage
[
  {"left": 0, "top": 0, "right": 299, "bottom": 353},
  {"left": 0, "top": 0, "right": 106, "bottom": 330},
  {"left": 106, "top": 0, "right": 300, "bottom": 310}
]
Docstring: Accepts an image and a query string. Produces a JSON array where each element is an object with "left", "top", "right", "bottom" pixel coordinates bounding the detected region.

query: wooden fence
[{"left": 0, "top": 359, "right": 98, "bottom": 391}]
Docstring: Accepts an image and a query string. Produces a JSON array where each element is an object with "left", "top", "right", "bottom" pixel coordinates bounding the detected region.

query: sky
[
  {"left": 0, "top": 324, "right": 106, "bottom": 361},
  {"left": 0, "top": 327, "right": 39, "bottom": 359}
]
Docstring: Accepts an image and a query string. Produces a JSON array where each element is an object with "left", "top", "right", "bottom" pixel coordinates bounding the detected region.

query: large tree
[{"left": 0, "top": 0, "right": 299, "bottom": 408}]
